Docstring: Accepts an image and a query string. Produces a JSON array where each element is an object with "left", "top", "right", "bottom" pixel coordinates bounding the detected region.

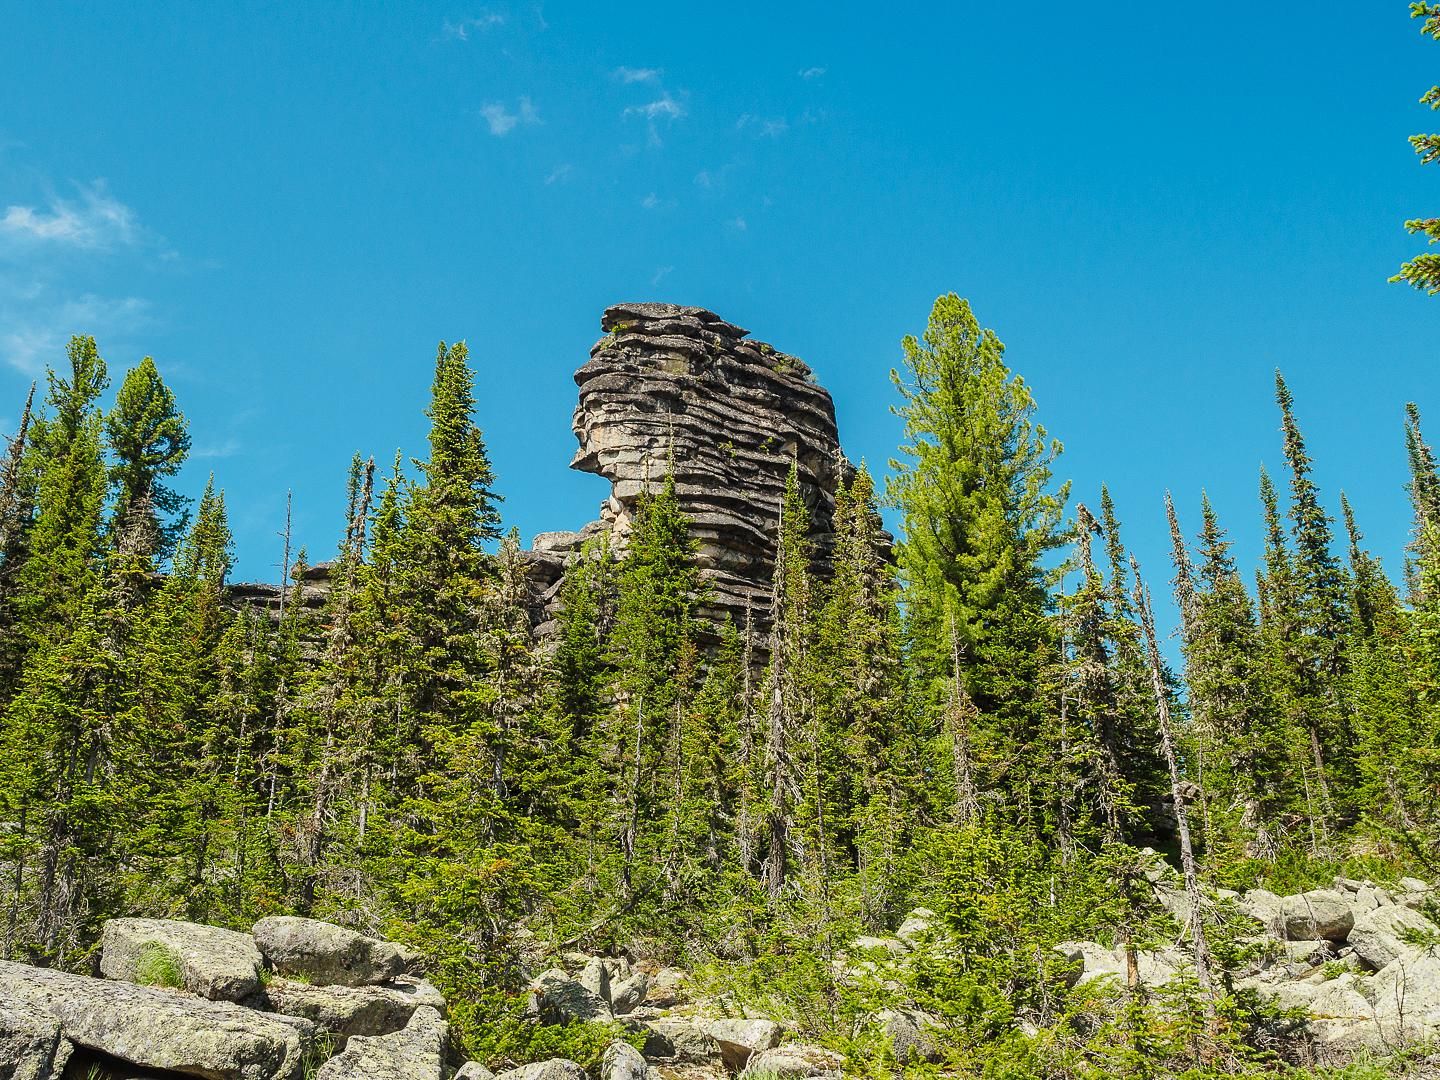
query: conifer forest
[{"left": 8, "top": 7, "right": 1440, "bottom": 1080}]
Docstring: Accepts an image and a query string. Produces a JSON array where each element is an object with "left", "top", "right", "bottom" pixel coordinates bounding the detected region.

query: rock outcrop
[
  {"left": 531, "top": 302, "right": 852, "bottom": 638},
  {"left": 253, "top": 915, "right": 414, "bottom": 988},
  {"left": 0, "top": 960, "right": 313, "bottom": 1080},
  {"left": 314, "top": 1006, "right": 448, "bottom": 1080},
  {"left": 101, "top": 917, "right": 265, "bottom": 1003}
]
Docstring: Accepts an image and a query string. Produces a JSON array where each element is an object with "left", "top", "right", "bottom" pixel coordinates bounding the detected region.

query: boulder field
[{"left": 0, "top": 914, "right": 843, "bottom": 1080}]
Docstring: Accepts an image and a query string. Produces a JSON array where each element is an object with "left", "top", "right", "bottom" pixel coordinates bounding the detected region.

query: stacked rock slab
[{"left": 538, "top": 302, "right": 847, "bottom": 637}]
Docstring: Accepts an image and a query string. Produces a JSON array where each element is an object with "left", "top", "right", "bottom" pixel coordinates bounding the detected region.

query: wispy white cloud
[
  {"left": 623, "top": 92, "right": 686, "bottom": 146},
  {"left": 736, "top": 113, "right": 788, "bottom": 138},
  {"left": 545, "top": 163, "right": 574, "bottom": 185},
  {"left": 614, "top": 66, "right": 662, "bottom": 84},
  {"left": 0, "top": 290, "right": 152, "bottom": 375},
  {"left": 625, "top": 94, "right": 684, "bottom": 123},
  {"left": 0, "top": 177, "right": 168, "bottom": 376},
  {"left": 641, "top": 192, "right": 660, "bottom": 209},
  {"left": 442, "top": 12, "right": 505, "bottom": 40},
  {"left": 193, "top": 436, "right": 242, "bottom": 460},
  {"left": 651, "top": 265, "right": 674, "bottom": 287},
  {"left": 480, "top": 97, "right": 540, "bottom": 136},
  {"left": 732, "top": 216, "right": 748, "bottom": 231},
  {"left": 799, "top": 66, "right": 826, "bottom": 80},
  {"left": 0, "top": 181, "right": 140, "bottom": 253}
]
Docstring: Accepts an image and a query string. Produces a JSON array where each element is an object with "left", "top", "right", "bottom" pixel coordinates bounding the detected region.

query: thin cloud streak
[
  {"left": 0, "top": 181, "right": 140, "bottom": 252},
  {"left": 441, "top": 13, "right": 505, "bottom": 40},
  {"left": 614, "top": 66, "right": 662, "bottom": 84}
]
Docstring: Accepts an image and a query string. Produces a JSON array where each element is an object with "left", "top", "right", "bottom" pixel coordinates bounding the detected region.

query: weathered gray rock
[
  {"left": 0, "top": 960, "right": 311, "bottom": 1080},
  {"left": 555, "top": 303, "right": 853, "bottom": 640},
  {"left": 1055, "top": 941, "right": 1127, "bottom": 987},
  {"left": 100, "top": 917, "right": 264, "bottom": 1003},
  {"left": 875, "top": 1009, "right": 941, "bottom": 1066},
  {"left": 599, "top": 1040, "right": 652, "bottom": 1080},
  {"left": 741, "top": 1044, "right": 844, "bottom": 1079},
  {"left": 701, "top": 1018, "right": 782, "bottom": 1070},
  {"left": 637, "top": 1018, "right": 720, "bottom": 1064},
  {"left": 1276, "top": 890, "right": 1355, "bottom": 941},
  {"left": 578, "top": 957, "right": 611, "bottom": 1002},
  {"left": 1308, "top": 975, "right": 1374, "bottom": 1021},
  {"left": 1237, "top": 888, "right": 1283, "bottom": 932},
  {"left": 896, "top": 907, "right": 937, "bottom": 947},
  {"left": 495, "top": 1061, "right": 587, "bottom": 1080},
  {"left": 531, "top": 968, "right": 612, "bottom": 1024},
  {"left": 245, "top": 976, "right": 445, "bottom": 1038},
  {"left": 253, "top": 916, "right": 411, "bottom": 988},
  {"left": 1369, "top": 952, "right": 1440, "bottom": 1019},
  {"left": 644, "top": 967, "right": 688, "bottom": 1008},
  {"left": 0, "top": 990, "right": 72, "bottom": 1080},
  {"left": 455, "top": 1064, "right": 497, "bottom": 1080},
  {"left": 607, "top": 971, "right": 648, "bottom": 1016},
  {"left": 1348, "top": 905, "right": 1440, "bottom": 970},
  {"left": 315, "top": 1005, "right": 446, "bottom": 1080}
]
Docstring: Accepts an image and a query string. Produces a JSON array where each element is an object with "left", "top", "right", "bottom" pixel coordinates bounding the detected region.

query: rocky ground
[
  {"left": 0, "top": 913, "right": 851, "bottom": 1080},
  {"left": 6, "top": 862, "right": 1440, "bottom": 1079}
]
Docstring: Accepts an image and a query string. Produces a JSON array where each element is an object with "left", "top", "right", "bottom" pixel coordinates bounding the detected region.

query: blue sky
[{"left": 0, "top": 2, "right": 1437, "bottom": 636}]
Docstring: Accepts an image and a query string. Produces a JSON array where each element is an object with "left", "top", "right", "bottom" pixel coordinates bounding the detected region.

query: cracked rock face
[{"left": 556, "top": 302, "right": 847, "bottom": 635}]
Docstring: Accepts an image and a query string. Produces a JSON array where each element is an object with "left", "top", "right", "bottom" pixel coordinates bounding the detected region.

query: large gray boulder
[
  {"left": 1349, "top": 905, "right": 1440, "bottom": 970},
  {"left": 530, "top": 968, "right": 612, "bottom": 1024},
  {"left": 896, "top": 907, "right": 938, "bottom": 947},
  {"left": 454, "top": 1064, "right": 497, "bottom": 1080},
  {"left": 253, "top": 916, "right": 411, "bottom": 988},
  {"left": 701, "top": 1018, "right": 782, "bottom": 1071},
  {"left": 0, "top": 960, "right": 311, "bottom": 1080},
  {"left": 1276, "top": 890, "right": 1355, "bottom": 941},
  {"left": 578, "top": 957, "right": 611, "bottom": 1002},
  {"left": 315, "top": 1005, "right": 447, "bottom": 1080},
  {"left": 1054, "top": 941, "right": 1124, "bottom": 987},
  {"left": 599, "top": 1040, "right": 653, "bottom": 1080},
  {"left": 101, "top": 917, "right": 264, "bottom": 1003},
  {"left": 245, "top": 976, "right": 446, "bottom": 1039},
  {"left": 607, "top": 971, "right": 648, "bottom": 1016},
  {"left": 875, "top": 1008, "right": 941, "bottom": 1066},
  {"left": 0, "top": 990, "right": 72, "bottom": 1080},
  {"left": 1237, "top": 888, "right": 1283, "bottom": 932},
  {"left": 637, "top": 1018, "right": 720, "bottom": 1064},
  {"left": 741, "top": 1044, "right": 844, "bottom": 1079},
  {"left": 495, "top": 1062, "right": 587, "bottom": 1080},
  {"left": 1369, "top": 952, "right": 1440, "bottom": 1020}
]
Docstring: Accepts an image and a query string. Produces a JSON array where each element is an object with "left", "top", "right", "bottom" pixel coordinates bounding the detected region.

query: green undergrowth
[{"left": 132, "top": 940, "right": 183, "bottom": 988}]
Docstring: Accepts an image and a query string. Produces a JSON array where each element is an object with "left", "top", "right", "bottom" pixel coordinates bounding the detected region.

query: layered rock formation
[
  {"left": 530, "top": 302, "right": 849, "bottom": 635},
  {"left": 226, "top": 302, "right": 859, "bottom": 645}
]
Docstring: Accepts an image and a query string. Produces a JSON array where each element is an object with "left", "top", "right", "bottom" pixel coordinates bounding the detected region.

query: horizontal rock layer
[{"left": 548, "top": 302, "right": 847, "bottom": 636}]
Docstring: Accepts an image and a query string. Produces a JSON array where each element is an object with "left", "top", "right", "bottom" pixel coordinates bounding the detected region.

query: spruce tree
[{"left": 105, "top": 357, "right": 191, "bottom": 561}]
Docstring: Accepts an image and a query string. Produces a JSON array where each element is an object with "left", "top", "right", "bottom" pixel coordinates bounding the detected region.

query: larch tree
[{"left": 887, "top": 293, "right": 1068, "bottom": 825}]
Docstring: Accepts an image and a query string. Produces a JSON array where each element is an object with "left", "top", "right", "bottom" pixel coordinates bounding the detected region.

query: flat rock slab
[
  {"left": 741, "top": 1044, "right": 844, "bottom": 1079},
  {"left": 0, "top": 960, "right": 311, "bottom": 1080},
  {"left": 246, "top": 976, "right": 445, "bottom": 1038},
  {"left": 1349, "top": 905, "right": 1440, "bottom": 970},
  {"left": 0, "top": 988, "right": 73, "bottom": 1080},
  {"left": 101, "top": 918, "right": 264, "bottom": 1003},
  {"left": 495, "top": 1061, "right": 587, "bottom": 1080},
  {"left": 253, "top": 916, "right": 411, "bottom": 988},
  {"left": 315, "top": 1006, "right": 447, "bottom": 1080}
]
